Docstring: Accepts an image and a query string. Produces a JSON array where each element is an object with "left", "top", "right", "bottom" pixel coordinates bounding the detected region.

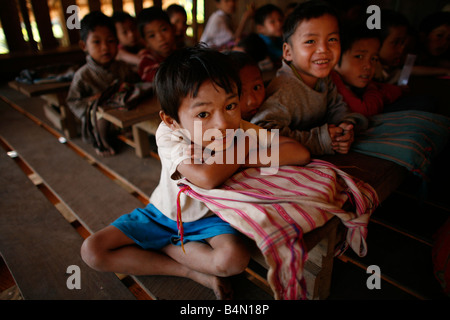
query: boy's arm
[
  {"left": 176, "top": 130, "right": 310, "bottom": 189},
  {"left": 252, "top": 97, "right": 336, "bottom": 155},
  {"left": 176, "top": 142, "right": 248, "bottom": 190}
]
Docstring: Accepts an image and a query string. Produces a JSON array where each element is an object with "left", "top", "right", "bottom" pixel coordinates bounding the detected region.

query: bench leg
[
  {"left": 303, "top": 222, "right": 339, "bottom": 300},
  {"left": 132, "top": 125, "right": 151, "bottom": 158}
]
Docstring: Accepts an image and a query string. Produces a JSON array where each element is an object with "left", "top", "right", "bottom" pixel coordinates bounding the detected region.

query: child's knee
[
  {"left": 214, "top": 241, "right": 250, "bottom": 277},
  {"left": 80, "top": 235, "right": 107, "bottom": 271}
]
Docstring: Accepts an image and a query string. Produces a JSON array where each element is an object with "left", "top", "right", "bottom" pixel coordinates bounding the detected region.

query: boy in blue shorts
[{"left": 80, "top": 45, "right": 310, "bottom": 299}]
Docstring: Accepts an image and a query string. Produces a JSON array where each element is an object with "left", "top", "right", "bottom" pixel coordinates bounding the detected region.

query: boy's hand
[{"left": 329, "top": 122, "right": 354, "bottom": 154}]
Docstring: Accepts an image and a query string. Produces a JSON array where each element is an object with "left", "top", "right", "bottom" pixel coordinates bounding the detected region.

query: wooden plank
[
  {"left": 112, "top": 0, "right": 124, "bottom": 12},
  {"left": 0, "top": 0, "right": 30, "bottom": 52},
  {"left": 0, "top": 152, "right": 136, "bottom": 300},
  {"left": 98, "top": 95, "right": 161, "bottom": 128},
  {"left": 8, "top": 81, "right": 71, "bottom": 98},
  {"left": 60, "top": 0, "right": 81, "bottom": 46},
  {"left": 30, "top": 0, "right": 59, "bottom": 50},
  {"left": 88, "top": 0, "right": 101, "bottom": 12}
]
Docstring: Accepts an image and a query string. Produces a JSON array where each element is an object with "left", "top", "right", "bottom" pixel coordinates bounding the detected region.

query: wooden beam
[
  {"left": 30, "top": 0, "right": 59, "bottom": 50},
  {"left": 0, "top": 0, "right": 30, "bottom": 53},
  {"left": 17, "top": 0, "right": 38, "bottom": 50},
  {"left": 134, "top": 0, "right": 143, "bottom": 15},
  {"left": 112, "top": 0, "right": 124, "bottom": 12},
  {"left": 153, "top": 0, "right": 162, "bottom": 8},
  {"left": 88, "top": 0, "right": 101, "bottom": 12},
  {"left": 60, "top": 0, "right": 81, "bottom": 46}
]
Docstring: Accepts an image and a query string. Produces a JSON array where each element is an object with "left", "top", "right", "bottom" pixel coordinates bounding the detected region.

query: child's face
[
  {"left": 217, "top": 0, "right": 236, "bottom": 15},
  {"left": 82, "top": 26, "right": 118, "bottom": 66},
  {"left": 174, "top": 80, "right": 241, "bottom": 149},
  {"left": 170, "top": 12, "right": 188, "bottom": 37},
  {"left": 335, "top": 38, "right": 380, "bottom": 88},
  {"left": 283, "top": 14, "right": 340, "bottom": 88},
  {"left": 426, "top": 24, "right": 450, "bottom": 57},
  {"left": 379, "top": 25, "right": 408, "bottom": 67},
  {"left": 239, "top": 65, "right": 265, "bottom": 120},
  {"left": 142, "top": 20, "right": 177, "bottom": 58},
  {"left": 115, "top": 19, "right": 139, "bottom": 48},
  {"left": 258, "top": 11, "right": 284, "bottom": 38}
]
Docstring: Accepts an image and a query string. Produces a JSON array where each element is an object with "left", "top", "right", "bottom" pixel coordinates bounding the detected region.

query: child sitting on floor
[
  {"left": 66, "top": 11, "right": 139, "bottom": 157},
  {"left": 251, "top": 0, "right": 367, "bottom": 156},
  {"left": 137, "top": 7, "right": 177, "bottom": 82},
  {"left": 225, "top": 51, "right": 266, "bottom": 121},
  {"left": 112, "top": 11, "right": 145, "bottom": 71},
  {"left": 80, "top": 45, "right": 310, "bottom": 299}
]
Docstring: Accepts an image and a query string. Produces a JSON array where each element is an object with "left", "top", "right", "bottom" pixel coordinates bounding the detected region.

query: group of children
[{"left": 70, "top": 1, "right": 450, "bottom": 299}]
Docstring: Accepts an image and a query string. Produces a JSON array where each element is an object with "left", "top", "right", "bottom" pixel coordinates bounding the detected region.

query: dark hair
[
  {"left": 137, "top": 7, "right": 171, "bottom": 38},
  {"left": 283, "top": 0, "right": 339, "bottom": 43},
  {"left": 112, "top": 11, "right": 135, "bottom": 23},
  {"left": 224, "top": 50, "right": 260, "bottom": 73},
  {"left": 235, "top": 33, "right": 269, "bottom": 62},
  {"left": 166, "top": 4, "right": 187, "bottom": 19},
  {"left": 155, "top": 45, "right": 241, "bottom": 122},
  {"left": 419, "top": 11, "right": 450, "bottom": 36},
  {"left": 380, "top": 9, "right": 410, "bottom": 43},
  {"left": 80, "top": 11, "right": 116, "bottom": 42},
  {"left": 338, "top": 19, "right": 381, "bottom": 66},
  {"left": 254, "top": 4, "right": 284, "bottom": 26}
]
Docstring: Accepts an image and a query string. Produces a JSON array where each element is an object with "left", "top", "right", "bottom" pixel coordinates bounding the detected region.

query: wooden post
[
  {"left": 30, "top": 0, "right": 59, "bottom": 50},
  {"left": 60, "top": 0, "right": 81, "bottom": 46},
  {"left": 112, "top": 0, "right": 124, "bottom": 12},
  {"left": 133, "top": 0, "right": 143, "bottom": 15},
  {"left": 0, "top": 0, "right": 30, "bottom": 53},
  {"left": 88, "top": 0, "right": 101, "bottom": 12},
  {"left": 17, "top": 0, "right": 38, "bottom": 51}
]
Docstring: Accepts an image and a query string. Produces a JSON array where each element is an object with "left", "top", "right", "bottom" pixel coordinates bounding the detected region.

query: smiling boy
[{"left": 251, "top": 0, "right": 367, "bottom": 155}]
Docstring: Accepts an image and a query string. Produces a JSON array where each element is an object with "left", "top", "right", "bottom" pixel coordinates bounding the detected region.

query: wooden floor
[{"left": 0, "top": 83, "right": 449, "bottom": 301}]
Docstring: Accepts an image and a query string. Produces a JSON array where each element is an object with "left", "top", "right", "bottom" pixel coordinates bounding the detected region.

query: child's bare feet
[
  {"left": 95, "top": 145, "right": 116, "bottom": 157},
  {"left": 188, "top": 270, "right": 233, "bottom": 300}
]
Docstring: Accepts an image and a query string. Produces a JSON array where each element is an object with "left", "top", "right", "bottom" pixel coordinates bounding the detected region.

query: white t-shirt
[
  {"left": 199, "top": 10, "right": 234, "bottom": 49},
  {"left": 149, "top": 120, "right": 272, "bottom": 222}
]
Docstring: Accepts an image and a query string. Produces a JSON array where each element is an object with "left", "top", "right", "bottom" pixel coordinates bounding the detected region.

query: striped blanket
[
  {"left": 177, "top": 159, "right": 379, "bottom": 299},
  {"left": 353, "top": 111, "right": 450, "bottom": 179}
]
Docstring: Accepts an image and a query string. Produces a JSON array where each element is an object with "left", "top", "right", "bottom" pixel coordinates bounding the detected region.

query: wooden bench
[{"left": 8, "top": 80, "right": 78, "bottom": 139}]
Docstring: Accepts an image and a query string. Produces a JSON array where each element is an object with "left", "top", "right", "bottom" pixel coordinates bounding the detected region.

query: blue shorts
[{"left": 111, "top": 203, "right": 239, "bottom": 250}]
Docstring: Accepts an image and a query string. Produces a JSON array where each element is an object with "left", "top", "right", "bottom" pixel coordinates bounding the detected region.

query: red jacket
[{"left": 331, "top": 71, "right": 403, "bottom": 117}]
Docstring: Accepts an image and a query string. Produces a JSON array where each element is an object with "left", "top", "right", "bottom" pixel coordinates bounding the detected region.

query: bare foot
[
  {"left": 95, "top": 146, "right": 116, "bottom": 157},
  {"left": 211, "top": 276, "right": 233, "bottom": 300},
  {"left": 187, "top": 270, "right": 233, "bottom": 300}
]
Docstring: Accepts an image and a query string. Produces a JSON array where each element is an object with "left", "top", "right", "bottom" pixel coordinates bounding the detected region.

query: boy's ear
[
  {"left": 160, "top": 110, "right": 181, "bottom": 130},
  {"left": 79, "top": 40, "right": 87, "bottom": 52},
  {"left": 283, "top": 42, "right": 293, "bottom": 61}
]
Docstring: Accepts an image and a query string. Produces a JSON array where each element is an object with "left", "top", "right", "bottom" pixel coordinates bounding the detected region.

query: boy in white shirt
[{"left": 80, "top": 45, "right": 310, "bottom": 299}]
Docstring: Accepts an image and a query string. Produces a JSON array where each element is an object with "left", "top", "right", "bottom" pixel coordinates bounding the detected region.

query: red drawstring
[{"left": 176, "top": 185, "right": 191, "bottom": 253}]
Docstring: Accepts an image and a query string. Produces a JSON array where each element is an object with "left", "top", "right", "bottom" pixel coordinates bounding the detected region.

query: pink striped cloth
[{"left": 177, "top": 159, "right": 379, "bottom": 299}]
